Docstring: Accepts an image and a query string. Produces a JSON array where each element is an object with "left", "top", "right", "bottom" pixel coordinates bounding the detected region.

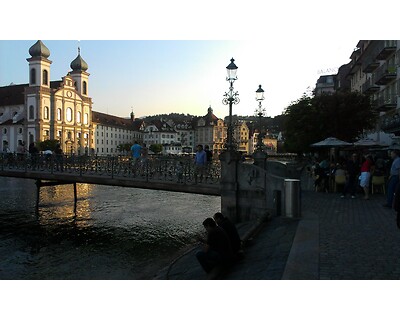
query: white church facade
[{"left": 0, "top": 40, "right": 94, "bottom": 154}]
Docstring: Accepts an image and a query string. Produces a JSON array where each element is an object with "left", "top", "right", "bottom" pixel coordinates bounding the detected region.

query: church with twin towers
[{"left": 0, "top": 40, "right": 142, "bottom": 155}]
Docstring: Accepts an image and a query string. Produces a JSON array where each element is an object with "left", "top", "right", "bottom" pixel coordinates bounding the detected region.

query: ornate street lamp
[
  {"left": 255, "top": 84, "right": 266, "bottom": 151},
  {"left": 222, "top": 58, "right": 240, "bottom": 151}
]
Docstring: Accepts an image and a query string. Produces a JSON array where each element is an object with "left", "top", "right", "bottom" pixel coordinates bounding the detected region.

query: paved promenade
[{"left": 155, "top": 187, "right": 400, "bottom": 280}]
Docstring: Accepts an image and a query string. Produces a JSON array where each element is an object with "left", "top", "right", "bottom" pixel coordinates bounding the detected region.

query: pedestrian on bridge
[
  {"left": 54, "top": 144, "right": 64, "bottom": 172},
  {"left": 28, "top": 142, "right": 39, "bottom": 170},
  {"left": 194, "top": 144, "right": 207, "bottom": 184},
  {"left": 131, "top": 141, "right": 142, "bottom": 165}
]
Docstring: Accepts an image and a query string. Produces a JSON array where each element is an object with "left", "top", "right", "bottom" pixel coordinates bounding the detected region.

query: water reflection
[{"left": 0, "top": 177, "right": 220, "bottom": 279}]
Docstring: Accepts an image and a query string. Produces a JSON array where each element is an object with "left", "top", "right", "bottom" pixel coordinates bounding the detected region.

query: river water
[{"left": 0, "top": 177, "right": 220, "bottom": 279}]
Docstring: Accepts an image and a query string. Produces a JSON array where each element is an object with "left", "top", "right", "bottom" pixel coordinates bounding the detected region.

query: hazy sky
[
  {"left": 3, "top": 1, "right": 390, "bottom": 121},
  {"left": 0, "top": 39, "right": 359, "bottom": 119}
]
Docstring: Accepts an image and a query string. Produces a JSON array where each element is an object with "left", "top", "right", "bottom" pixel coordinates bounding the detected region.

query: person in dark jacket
[
  {"left": 213, "top": 212, "right": 241, "bottom": 255},
  {"left": 196, "top": 217, "right": 234, "bottom": 274},
  {"left": 341, "top": 153, "right": 359, "bottom": 199},
  {"left": 393, "top": 183, "right": 400, "bottom": 229}
]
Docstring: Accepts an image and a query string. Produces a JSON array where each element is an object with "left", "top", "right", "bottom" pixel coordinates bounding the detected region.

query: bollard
[{"left": 284, "top": 179, "right": 301, "bottom": 218}]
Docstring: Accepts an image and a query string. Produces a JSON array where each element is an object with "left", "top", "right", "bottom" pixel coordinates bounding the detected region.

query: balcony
[
  {"left": 362, "top": 77, "right": 380, "bottom": 94},
  {"left": 375, "top": 94, "right": 398, "bottom": 112},
  {"left": 362, "top": 57, "right": 380, "bottom": 73},
  {"left": 374, "top": 62, "right": 397, "bottom": 85},
  {"left": 381, "top": 113, "right": 400, "bottom": 133},
  {"left": 375, "top": 40, "right": 397, "bottom": 60}
]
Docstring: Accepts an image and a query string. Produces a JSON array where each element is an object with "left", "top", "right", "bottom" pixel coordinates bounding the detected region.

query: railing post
[{"left": 111, "top": 156, "right": 114, "bottom": 179}]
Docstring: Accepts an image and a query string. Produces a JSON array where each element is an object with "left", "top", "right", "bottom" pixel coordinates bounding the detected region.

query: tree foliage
[
  {"left": 37, "top": 139, "right": 60, "bottom": 151},
  {"left": 117, "top": 143, "right": 132, "bottom": 153},
  {"left": 149, "top": 144, "right": 163, "bottom": 154},
  {"left": 283, "top": 92, "right": 377, "bottom": 154}
]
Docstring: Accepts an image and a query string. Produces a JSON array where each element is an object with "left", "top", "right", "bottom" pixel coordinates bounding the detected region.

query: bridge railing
[{"left": 0, "top": 153, "right": 221, "bottom": 185}]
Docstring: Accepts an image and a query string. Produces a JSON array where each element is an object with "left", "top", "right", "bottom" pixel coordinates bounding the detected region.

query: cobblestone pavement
[
  {"left": 305, "top": 191, "right": 400, "bottom": 280},
  {"left": 155, "top": 187, "right": 400, "bottom": 280}
]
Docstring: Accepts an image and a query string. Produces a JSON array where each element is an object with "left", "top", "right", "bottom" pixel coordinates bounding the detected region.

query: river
[{"left": 0, "top": 177, "right": 220, "bottom": 279}]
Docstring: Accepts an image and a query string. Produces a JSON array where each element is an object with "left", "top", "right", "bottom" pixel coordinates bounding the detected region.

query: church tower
[
  {"left": 69, "top": 47, "right": 90, "bottom": 97},
  {"left": 25, "top": 40, "right": 52, "bottom": 145},
  {"left": 26, "top": 40, "right": 52, "bottom": 88}
]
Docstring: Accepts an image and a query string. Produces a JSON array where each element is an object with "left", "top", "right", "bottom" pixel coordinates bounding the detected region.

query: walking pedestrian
[
  {"left": 383, "top": 149, "right": 400, "bottom": 208},
  {"left": 193, "top": 144, "right": 207, "bottom": 184},
  {"left": 341, "top": 153, "right": 359, "bottom": 199},
  {"left": 359, "top": 155, "right": 374, "bottom": 200},
  {"left": 130, "top": 141, "right": 142, "bottom": 165}
]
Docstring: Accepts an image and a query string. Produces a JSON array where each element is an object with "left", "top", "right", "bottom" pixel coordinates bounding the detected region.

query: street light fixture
[
  {"left": 222, "top": 58, "right": 240, "bottom": 151},
  {"left": 255, "top": 84, "right": 266, "bottom": 151}
]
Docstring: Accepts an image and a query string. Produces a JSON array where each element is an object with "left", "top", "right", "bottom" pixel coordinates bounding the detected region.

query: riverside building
[{"left": 0, "top": 40, "right": 94, "bottom": 154}]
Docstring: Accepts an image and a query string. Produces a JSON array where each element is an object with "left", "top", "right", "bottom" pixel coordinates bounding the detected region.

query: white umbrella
[{"left": 310, "top": 137, "right": 353, "bottom": 147}]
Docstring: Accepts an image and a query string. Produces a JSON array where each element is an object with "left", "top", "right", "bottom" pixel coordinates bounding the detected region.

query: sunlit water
[{"left": 0, "top": 177, "right": 220, "bottom": 279}]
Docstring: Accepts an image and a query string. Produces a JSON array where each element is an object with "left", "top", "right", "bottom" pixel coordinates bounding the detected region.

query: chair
[
  {"left": 334, "top": 175, "right": 346, "bottom": 193},
  {"left": 372, "top": 175, "right": 386, "bottom": 194}
]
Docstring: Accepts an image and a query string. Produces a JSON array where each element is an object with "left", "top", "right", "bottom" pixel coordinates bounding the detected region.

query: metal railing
[{"left": 0, "top": 153, "right": 221, "bottom": 185}]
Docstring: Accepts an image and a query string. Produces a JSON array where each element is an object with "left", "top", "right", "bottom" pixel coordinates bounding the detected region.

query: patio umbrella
[
  {"left": 310, "top": 137, "right": 353, "bottom": 148},
  {"left": 353, "top": 138, "right": 388, "bottom": 148}
]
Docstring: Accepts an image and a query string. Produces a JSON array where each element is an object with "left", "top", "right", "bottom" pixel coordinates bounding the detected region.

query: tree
[
  {"left": 149, "top": 144, "right": 163, "bottom": 154},
  {"left": 117, "top": 143, "right": 131, "bottom": 153},
  {"left": 283, "top": 92, "right": 377, "bottom": 154},
  {"left": 38, "top": 139, "right": 59, "bottom": 151}
]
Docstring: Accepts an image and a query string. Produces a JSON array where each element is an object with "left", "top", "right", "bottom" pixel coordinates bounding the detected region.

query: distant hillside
[{"left": 143, "top": 113, "right": 197, "bottom": 123}]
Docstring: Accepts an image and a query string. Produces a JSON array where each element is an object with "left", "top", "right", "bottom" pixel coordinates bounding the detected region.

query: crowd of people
[{"left": 310, "top": 149, "right": 400, "bottom": 204}]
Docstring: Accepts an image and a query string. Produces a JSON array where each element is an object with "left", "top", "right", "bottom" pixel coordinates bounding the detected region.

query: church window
[
  {"left": 29, "top": 105, "right": 34, "bottom": 119},
  {"left": 66, "top": 108, "right": 73, "bottom": 122},
  {"left": 57, "top": 108, "right": 62, "bottom": 121},
  {"left": 84, "top": 113, "right": 88, "bottom": 124},
  {"left": 30, "top": 68, "right": 36, "bottom": 85},
  {"left": 44, "top": 106, "right": 49, "bottom": 120},
  {"left": 83, "top": 81, "right": 87, "bottom": 95},
  {"left": 43, "top": 70, "right": 48, "bottom": 85},
  {"left": 77, "top": 111, "right": 81, "bottom": 123},
  {"left": 18, "top": 128, "right": 23, "bottom": 134}
]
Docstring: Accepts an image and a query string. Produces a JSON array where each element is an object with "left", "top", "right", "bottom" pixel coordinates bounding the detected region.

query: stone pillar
[
  {"left": 253, "top": 150, "right": 267, "bottom": 170},
  {"left": 219, "top": 150, "right": 241, "bottom": 223}
]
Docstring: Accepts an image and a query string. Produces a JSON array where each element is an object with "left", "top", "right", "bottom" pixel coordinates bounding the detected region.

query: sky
[
  {"left": 1, "top": 0, "right": 397, "bottom": 318},
  {"left": 0, "top": 39, "right": 359, "bottom": 119},
  {"left": 2, "top": 0, "right": 394, "bottom": 122}
]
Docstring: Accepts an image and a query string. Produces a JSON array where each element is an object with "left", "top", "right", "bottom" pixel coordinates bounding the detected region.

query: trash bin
[{"left": 284, "top": 179, "right": 301, "bottom": 218}]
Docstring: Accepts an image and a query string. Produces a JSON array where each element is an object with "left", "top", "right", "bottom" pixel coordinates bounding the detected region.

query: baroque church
[{"left": 0, "top": 40, "right": 93, "bottom": 154}]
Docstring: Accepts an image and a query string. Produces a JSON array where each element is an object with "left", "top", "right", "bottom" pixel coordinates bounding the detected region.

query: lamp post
[
  {"left": 255, "top": 84, "right": 266, "bottom": 152},
  {"left": 222, "top": 58, "right": 240, "bottom": 151}
]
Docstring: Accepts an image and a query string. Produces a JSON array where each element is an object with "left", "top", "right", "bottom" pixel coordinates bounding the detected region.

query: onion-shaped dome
[
  {"left": 29, "top": 40, "right": 50, "bottom": 58},
  {"left": 70, "top": 50, "right": 88, "bottom": 72}
]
